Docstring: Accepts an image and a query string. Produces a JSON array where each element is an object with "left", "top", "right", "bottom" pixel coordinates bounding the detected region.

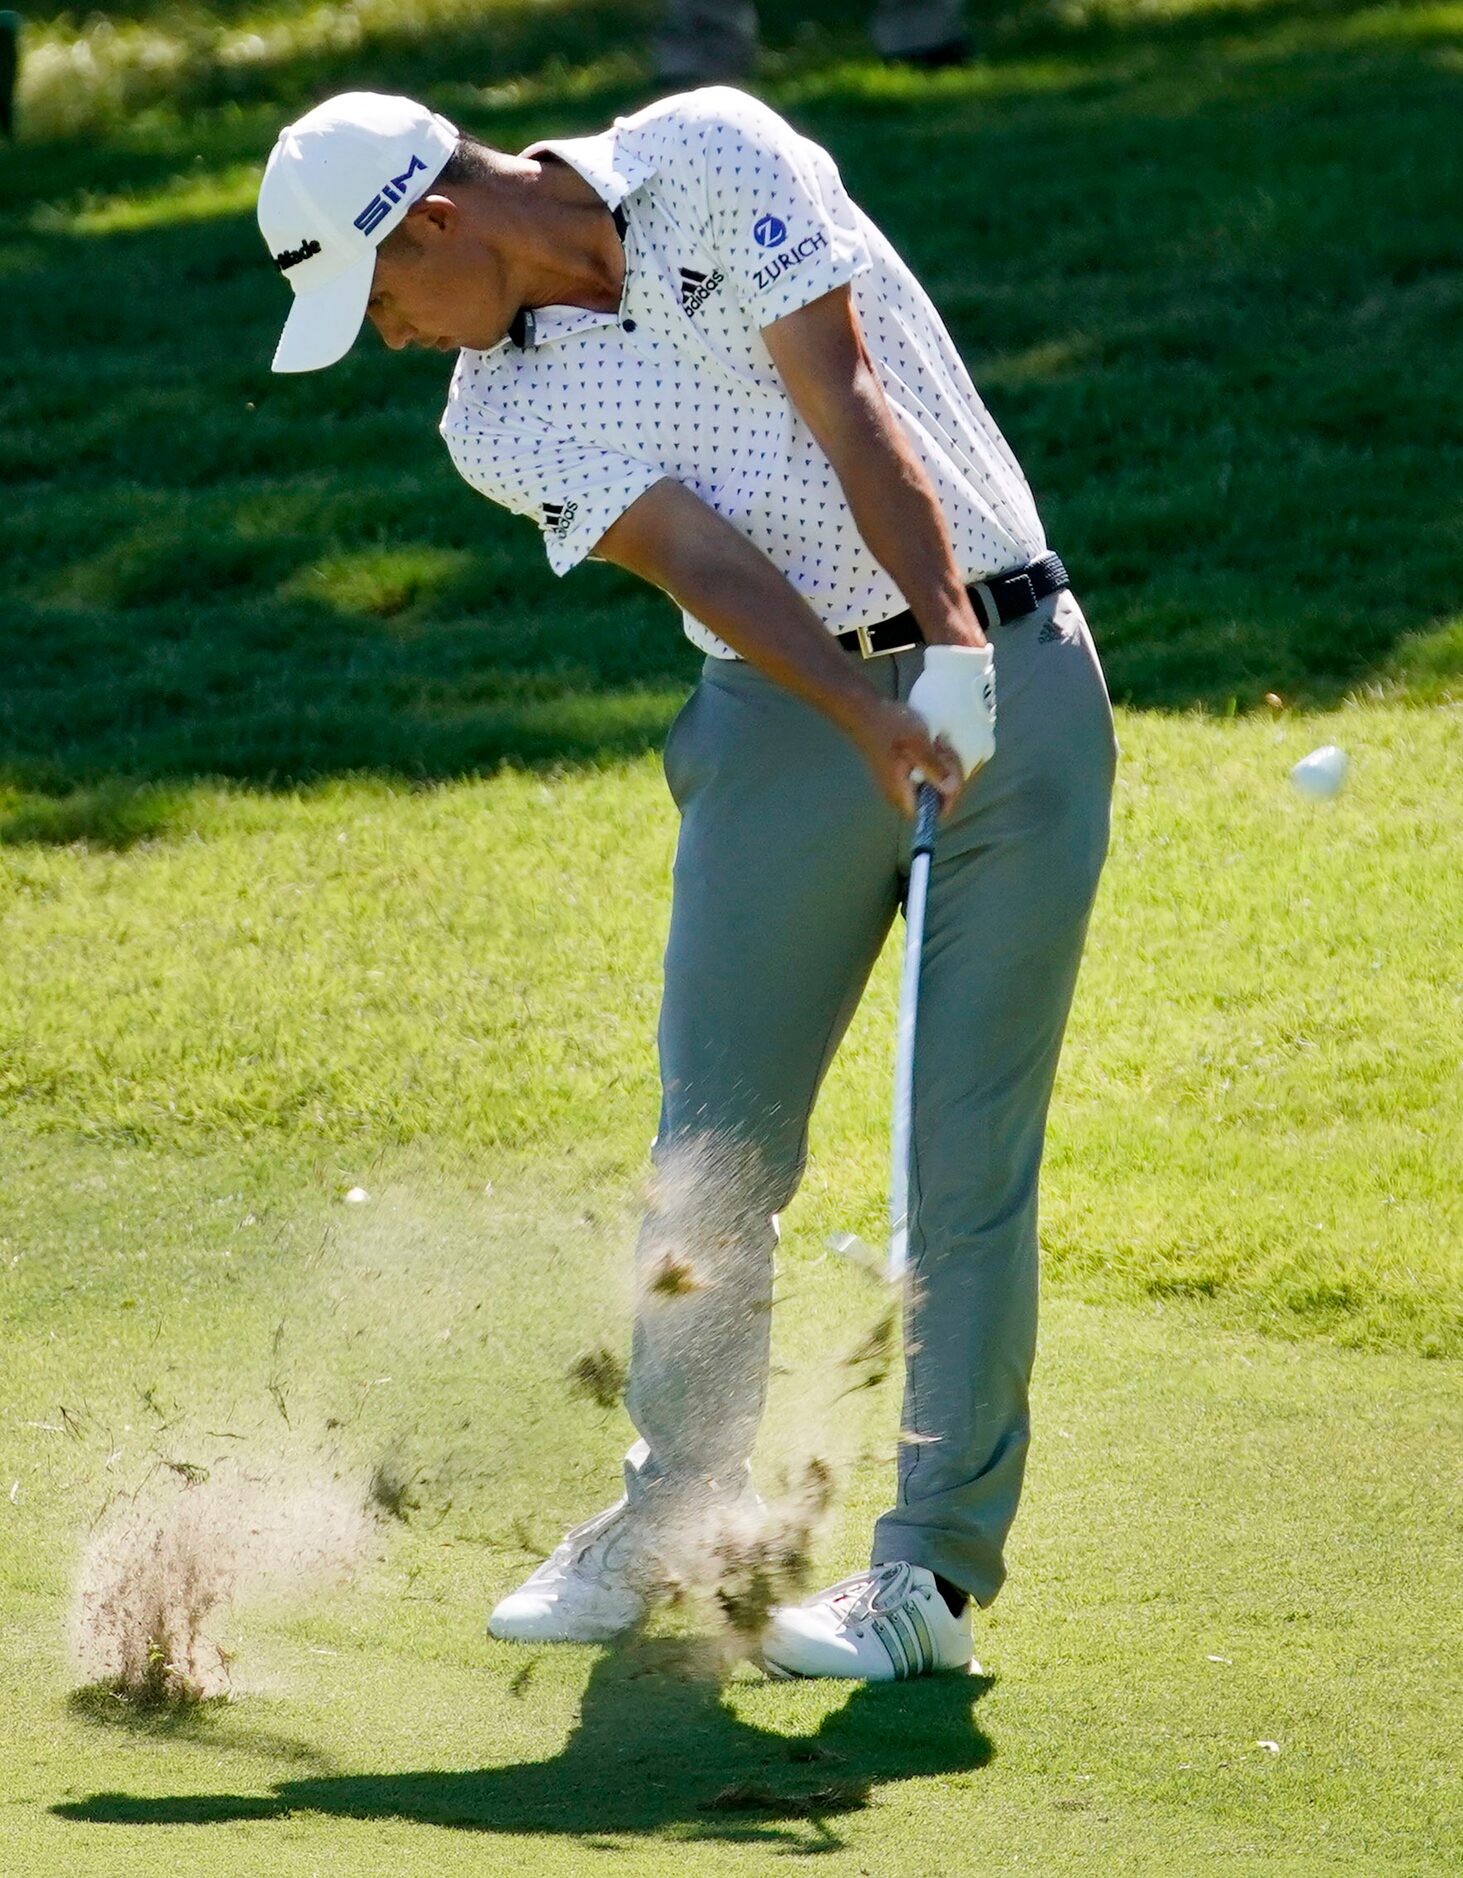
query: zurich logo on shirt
[{"left": 753, "top": 213, "right": 788, "bottom": 249}]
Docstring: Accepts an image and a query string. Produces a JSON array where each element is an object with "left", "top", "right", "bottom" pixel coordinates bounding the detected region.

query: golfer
[{"left": 257, "top": 85, "right": 1117, "bottom": 1680}]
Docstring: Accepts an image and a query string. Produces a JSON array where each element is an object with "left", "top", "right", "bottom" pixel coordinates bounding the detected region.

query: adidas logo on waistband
[{"left": 680, "top": 264, "right": 725, "bottom": 317}]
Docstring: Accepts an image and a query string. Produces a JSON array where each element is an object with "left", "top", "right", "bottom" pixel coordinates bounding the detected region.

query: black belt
[{"left": 836, "top": 552, "right": 1070, "bottom": 658}]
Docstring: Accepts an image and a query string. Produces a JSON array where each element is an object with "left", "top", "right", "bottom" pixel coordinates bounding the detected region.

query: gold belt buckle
[
  {"left": 854, "top": 621, "right": 875, "bottom": 659},
  {"left": 971, "top": 582, "right": 1001, "bottom": 633}
]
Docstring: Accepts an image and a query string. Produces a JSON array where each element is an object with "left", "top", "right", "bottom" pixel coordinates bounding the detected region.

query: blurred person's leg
[
  {"left": 653, "top": 0, "right": 760, "bottom": 83},
  {"left": 0, "top": 12, "right": 19, "bottom": 139},
  {"left": 869, "top": 0, "right": 971, "bottom": 65}
]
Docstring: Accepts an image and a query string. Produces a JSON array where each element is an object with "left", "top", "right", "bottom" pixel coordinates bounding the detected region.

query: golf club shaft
[{"left": 889, "top": 782, "right": 940, "bottom": 1279}]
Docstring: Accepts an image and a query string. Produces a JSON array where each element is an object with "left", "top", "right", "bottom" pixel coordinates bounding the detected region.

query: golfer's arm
[
  {"left": 591, "top": 477, "right": 882, "bottom": 738},
  {"left": 762, "top": 285, "right": 987, "bottom": 650}
]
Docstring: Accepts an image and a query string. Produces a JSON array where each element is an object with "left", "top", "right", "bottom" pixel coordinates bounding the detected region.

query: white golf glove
[{"left": 908, "top": 643, "right": 996, "bottom": 779}]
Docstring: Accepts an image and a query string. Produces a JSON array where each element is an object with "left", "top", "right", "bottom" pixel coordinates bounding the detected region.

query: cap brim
[{"left": 271, "top": 249, "right": 376, "bottom": 373}]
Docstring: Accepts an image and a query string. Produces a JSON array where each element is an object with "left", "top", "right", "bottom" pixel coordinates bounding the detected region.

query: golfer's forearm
[
  {"left": 661, "top": 524, "right": 881, "bottom": 736},
  {"left": 594, "top": 477, "right": 881, "bottom": 738},
  {"left": 821, "top": 384, "right": 985, "bottom": 649}
]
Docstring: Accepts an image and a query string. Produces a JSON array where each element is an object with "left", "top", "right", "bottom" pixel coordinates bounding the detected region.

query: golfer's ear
[{"left": 408, "top": 194, "right": 457, "bottom": 238}]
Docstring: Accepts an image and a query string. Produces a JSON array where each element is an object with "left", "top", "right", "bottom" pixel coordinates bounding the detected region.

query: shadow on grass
[
  {"left": 0, "top": 782, "right": 189, "bottom": 850},
  {"left": 66, "top": 1684, "right": 337, "bottom": 1772},
  {"left": 54, "top": 1637, "right": 994, "bottom": 1849},
  {"left": 2, "top": 0, "right": 1458, "bottom": 829}
]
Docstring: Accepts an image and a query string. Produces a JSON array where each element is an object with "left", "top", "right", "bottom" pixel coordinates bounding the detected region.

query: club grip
[{"left": 912, "top": 781, "right": 940, "bottom": 859}]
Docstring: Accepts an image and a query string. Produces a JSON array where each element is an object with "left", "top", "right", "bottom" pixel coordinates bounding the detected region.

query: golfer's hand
[
  {"left": 907, "top": 644, "right": 996, "bottom": 781},
  {"left": 848, "top": 697, "right": 963, "bottom": 818}
]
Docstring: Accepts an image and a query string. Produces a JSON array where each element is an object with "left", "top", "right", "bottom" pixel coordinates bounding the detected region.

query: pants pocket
[{"left": 661, "top": 686, "right": 702, "bottom": 807}]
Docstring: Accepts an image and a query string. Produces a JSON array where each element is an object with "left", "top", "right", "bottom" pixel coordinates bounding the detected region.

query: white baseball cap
[{"left": 258, "top": 91, "right": 459, "bottom": 373}]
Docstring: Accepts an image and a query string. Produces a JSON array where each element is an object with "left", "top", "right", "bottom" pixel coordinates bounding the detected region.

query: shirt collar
[
  {"left": 519, "top": 124, "right": 660, "bottom": 217},
  {"left": 503, "top": 202, "right": 627, "bottom": 351},
  {"left": 490, "top": 123, "right": 655, "bottom": 355}
]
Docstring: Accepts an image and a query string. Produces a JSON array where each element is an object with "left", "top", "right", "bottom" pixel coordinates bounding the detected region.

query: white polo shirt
[{"left": 441, "top": 85, "right": 1047, "bottom": 659}]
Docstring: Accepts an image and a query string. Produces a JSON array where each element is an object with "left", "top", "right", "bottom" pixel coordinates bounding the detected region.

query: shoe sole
[
  {"left": 761, "top": 1650, "right": 976, "bottom": 1682},
  {"left": 488, "top": 1613, "right": 642, "bottom": 1645},
  {"left": 760, "top": 1649, "right": 897, "bottom": 1682}
]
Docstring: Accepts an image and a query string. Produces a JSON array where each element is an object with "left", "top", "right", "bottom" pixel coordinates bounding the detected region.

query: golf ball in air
[{"left": 1290, "top": 745, "right": 1349, "bottom": 798}]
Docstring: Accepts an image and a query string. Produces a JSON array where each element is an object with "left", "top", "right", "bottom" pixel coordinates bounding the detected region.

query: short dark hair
[
  {"left": 378, "top": 134, "right": 497, "bottom": 256},
  {"left": 434, "top": 132, "right": 498, "bottom": 188}
]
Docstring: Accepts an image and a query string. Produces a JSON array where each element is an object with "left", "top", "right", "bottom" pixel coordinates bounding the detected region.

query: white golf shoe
[
  {"left": 488, "top": 1501, "right": 649, "bottom": 1645},
  {"left": 762, "top": 1561, "right": 974, "bottom": 1681}
]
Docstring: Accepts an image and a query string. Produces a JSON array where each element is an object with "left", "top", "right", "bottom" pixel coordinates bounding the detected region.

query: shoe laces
[
  {"left": 823, "top": 1561, "right": 917, "bottom": 1626},
  {"left": 563, "top": 1507, "right": 639, "bottom": 1582}
]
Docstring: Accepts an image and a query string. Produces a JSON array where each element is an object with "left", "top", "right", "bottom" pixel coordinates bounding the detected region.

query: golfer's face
[{"left": 365, "top": 204, "right": 509, "bottom": 354}]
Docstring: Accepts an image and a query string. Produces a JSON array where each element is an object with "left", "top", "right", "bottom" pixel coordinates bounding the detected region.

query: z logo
[{"left": 753, "top": 213, "right": 787, "bottom": 249}]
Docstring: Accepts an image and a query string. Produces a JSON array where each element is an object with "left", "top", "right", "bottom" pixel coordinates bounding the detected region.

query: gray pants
[
  {"left": 624, "top": 587, "right": 1117, "bottom": 1607},
  {"left": 655, "top": 0, "right": 966, "bottom": 77}
]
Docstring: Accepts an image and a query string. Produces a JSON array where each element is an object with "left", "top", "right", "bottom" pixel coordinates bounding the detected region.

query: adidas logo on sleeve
[{"left": 542, "top": 499, "right": 578, "bottom": 541}]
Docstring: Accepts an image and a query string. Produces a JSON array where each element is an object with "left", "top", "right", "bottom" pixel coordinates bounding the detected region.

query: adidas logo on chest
[{"left": 680, "top": 264, "right": 725, "bottom": 317}]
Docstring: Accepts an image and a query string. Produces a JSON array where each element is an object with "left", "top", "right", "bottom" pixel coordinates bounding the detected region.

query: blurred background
[{"left": 1, "top": 0, "right": 1458, "bottom": 818}]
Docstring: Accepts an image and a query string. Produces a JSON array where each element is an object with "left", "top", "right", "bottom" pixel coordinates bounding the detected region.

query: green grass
[
  {"left": 2, "top": 712, "right": 1460, "bottom": 1873},
  {"left": 2, "top": 710, "right": 1461, "bottom": 1354},
  {"left": 2, "top": 0, "right": 1461, "bottom": 1869},
  {"left": 4, "top": 1145, "right": 1460, "bottom": 1873}
]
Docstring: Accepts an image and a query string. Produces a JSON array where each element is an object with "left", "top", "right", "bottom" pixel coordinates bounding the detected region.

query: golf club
[{"left": 831, "top": 779, "right": 941, "bottom": 1284}]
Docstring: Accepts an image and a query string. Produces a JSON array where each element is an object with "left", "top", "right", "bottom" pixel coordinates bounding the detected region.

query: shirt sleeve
[
  {"left": 692, "top": 87, "right": 874, "bottom": 327},
  {"left": 441, "top": 409, "right": 664, "bottom": 576}
]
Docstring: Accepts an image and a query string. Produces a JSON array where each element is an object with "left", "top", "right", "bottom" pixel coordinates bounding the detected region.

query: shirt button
[{"left": 622, "top": 318, "right": 637, "bottom": 332}]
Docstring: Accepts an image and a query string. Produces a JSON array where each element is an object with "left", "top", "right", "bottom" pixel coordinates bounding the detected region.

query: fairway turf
[
  {"left": 3, "top": 0, "right": 1461, "bottom": 1870},
  {"left": 3, "top": 714, "right": 1460, "bottom": 1873},
  {"left": 4, "top": 1181, "right": 1460, "bottom": 1873},
  {"left": 3, "top": 710, "right": 1459, "bottom": 1354}
]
